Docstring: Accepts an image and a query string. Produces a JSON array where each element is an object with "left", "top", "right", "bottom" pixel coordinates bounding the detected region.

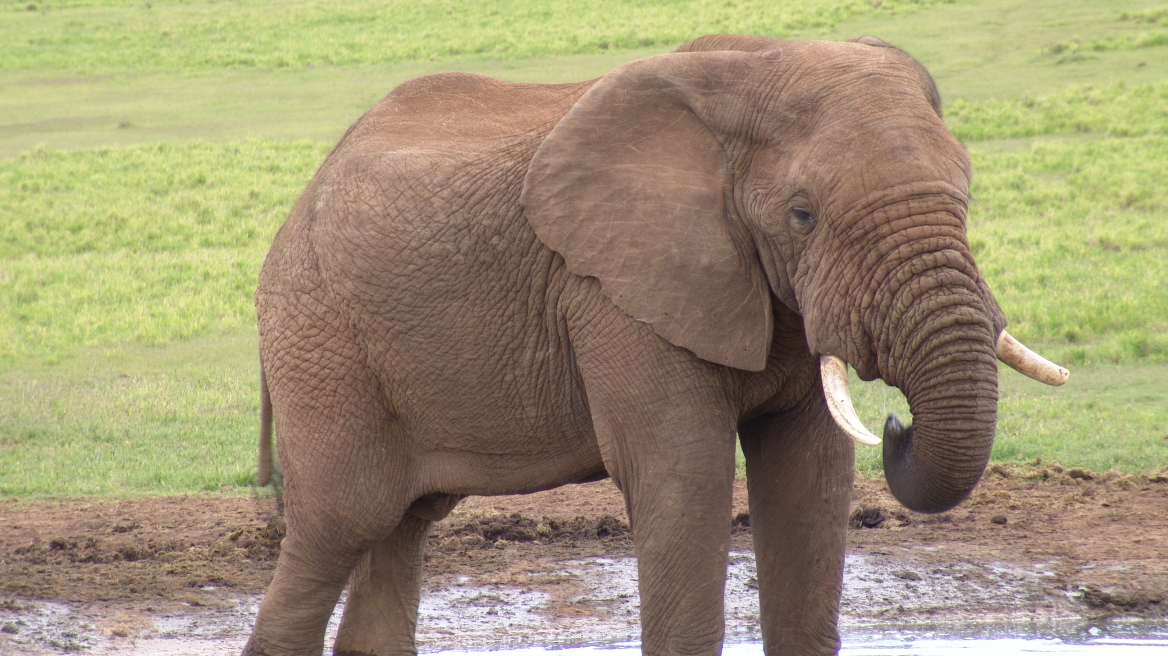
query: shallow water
[
  {"left": 3, "top": 552, "right": 1167, "bottom": 655},
  {"left": 432, "top": 633, "right": 1168, "bottom": 656},
  {"left": 411, "top": 552, "right": 1094, "bottom": 648},
  {"left": 4, "top": 598, "right": 1167, "bottom": 655}
]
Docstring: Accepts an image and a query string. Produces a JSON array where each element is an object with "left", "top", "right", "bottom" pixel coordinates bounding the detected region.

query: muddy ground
[{"left": 2, "top": 463, "right": 1167, "bottom": 654}]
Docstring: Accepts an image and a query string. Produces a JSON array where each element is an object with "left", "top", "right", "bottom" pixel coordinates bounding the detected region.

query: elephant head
[{"left": 521, "top": 38, "right": 1066, "bottom": 514}]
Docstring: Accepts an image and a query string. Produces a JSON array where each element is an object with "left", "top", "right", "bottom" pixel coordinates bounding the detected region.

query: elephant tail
[{"left": 257, "top": 363, "right": 273, "bottom": 487}]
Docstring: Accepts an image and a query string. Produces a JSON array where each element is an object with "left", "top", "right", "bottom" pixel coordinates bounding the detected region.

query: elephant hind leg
[
  {"left": 245, "top": 419, "right": 422, "bottom": 655},
  {"left": 332, "top": 503, "right": 452, "bottom": 656},
  {"left": 334, "top": 495, "right": 462, "bottom": 654},
  {"left": 244, "top": 415, "right": 420, "bottom": 656},
  {"left": 404, "top": 492, "right": 462, "bottom": 522},
  {"left": 249, "top": 310, "right": 424, "bottom": 654}
]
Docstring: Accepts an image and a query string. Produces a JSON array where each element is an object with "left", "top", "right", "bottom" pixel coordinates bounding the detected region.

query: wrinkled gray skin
[{"left": 246, "top": 35, "right": 1008, "bottom": 656}]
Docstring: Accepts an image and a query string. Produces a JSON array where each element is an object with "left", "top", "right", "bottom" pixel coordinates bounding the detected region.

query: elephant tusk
[
  {"left": 820, "top": 355, "right": 882, "bottom": 446},
  {"left": 995, "top": 330, "right": 1069, "bottom": 386}
]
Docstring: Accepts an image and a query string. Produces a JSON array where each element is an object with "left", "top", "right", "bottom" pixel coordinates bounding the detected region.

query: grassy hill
[{"left": 1, "top": 0, "right": 1166, "bottom": 495}]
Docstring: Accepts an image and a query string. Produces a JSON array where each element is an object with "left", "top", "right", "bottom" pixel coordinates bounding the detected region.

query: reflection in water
[
  {"left": 412, "top": 554, "right": 1168, "bottom": 654},
  {"left": 429, "top": 634, "right": 1168, "bottom": 656},
  {"left": 831, "top": 636, "right": 1168, "bottom": 654},
  {"left": 3, "top": 553, "right": 1166, "bottom": 654}
]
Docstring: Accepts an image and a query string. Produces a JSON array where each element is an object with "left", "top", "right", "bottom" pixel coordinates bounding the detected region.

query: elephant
[{"left": 244, "top": 34, "right": 1067, "bottom": 656}]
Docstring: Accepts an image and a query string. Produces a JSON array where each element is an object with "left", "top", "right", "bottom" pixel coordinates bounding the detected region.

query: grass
[
  {"left": 970, "top": 134, "right": 1168, "bottom": 365},
  {"left": 0, "top": 0, "right": 950, "bottom": 158},
  {"left": 0, "top": 140, "right": 329, "bottom": 368},
  {"left": 947, "top": 81, "right": 1168, "bottom": 141},
  {"left": 2, "top": 0, "right": 1167, "bottom": 496},
  {"left": 6, "top": 0, "right": 1166, "bottom": 154},
  {"left": 852, "top": 366, "right": 1168, "bottom": 476},
  {"left": 0, "top": 334, "right": 263, "bottom": 496},
  {"left": 799, "top": 0, "right": 1168, "bottom": 102},
  {"left": 1, "top": 0, "right": 949, "bottom": 75},
  {"left": 1043, "top": 5, "right": 1168, "bottom": 55},
  {"left": 0, "top": 51, "right": 674, "bottom": 159}
]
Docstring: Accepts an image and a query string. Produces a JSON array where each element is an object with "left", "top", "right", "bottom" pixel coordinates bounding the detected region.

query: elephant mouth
[{"left": 819, "top": 330, "right": 1067, "bottom": 446}]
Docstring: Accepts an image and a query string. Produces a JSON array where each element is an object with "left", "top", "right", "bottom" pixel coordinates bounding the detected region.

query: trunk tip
[
  {"left": 881, "top": 413, "right": 977, "bottom": 514},
  {"left": 885, "top": 413, "right": 906, "bottom": 436},
  {"left": 883, "top": 413, "right": 910, "bottom": 462}
]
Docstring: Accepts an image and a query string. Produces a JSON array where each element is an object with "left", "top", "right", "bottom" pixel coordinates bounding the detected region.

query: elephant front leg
[
  {"left": 571, "top": 309, "right": 741, "bottom": 655},
  {"left": 625, "top": 460, "right": 737, "bottom": 656},
  {"left": 589, "top": 390, "right": 739, "bottom": 655},
  {"left": 739, "top": 394, "right": 855, "bottom": 656}
]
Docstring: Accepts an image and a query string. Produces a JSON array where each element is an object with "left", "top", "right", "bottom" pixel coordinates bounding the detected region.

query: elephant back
[{"left": 341, "top": 72, "right": 593, "bottom": 155}]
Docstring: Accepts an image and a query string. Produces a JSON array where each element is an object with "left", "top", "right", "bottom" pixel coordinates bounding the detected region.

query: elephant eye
[{"left": 789, "top": 207, "right": 816, "bottom": 233}]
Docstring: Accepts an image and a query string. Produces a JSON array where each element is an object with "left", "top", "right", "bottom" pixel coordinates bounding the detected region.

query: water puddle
[
  {"left": 431, "top": 633, "right": 1168, "bottom": 656},
  {"left": 2, "top": 552, "right": 1166, "bottom": 655}
]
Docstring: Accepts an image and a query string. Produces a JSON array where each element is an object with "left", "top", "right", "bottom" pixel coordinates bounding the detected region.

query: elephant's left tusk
[
  {"left": 995, "top": 330, "right": 1069, "bottom": 386},
  {"left": 820, "top": 355, "right": 882, "bottom": 446}
]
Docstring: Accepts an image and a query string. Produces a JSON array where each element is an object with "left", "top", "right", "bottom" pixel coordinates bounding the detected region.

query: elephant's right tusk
[
  {"left": 995, "top": 330, "right": 1069, "bottom": 386},
  {"left": 820, "top": 355, "right": 882, "bottom": 446}
]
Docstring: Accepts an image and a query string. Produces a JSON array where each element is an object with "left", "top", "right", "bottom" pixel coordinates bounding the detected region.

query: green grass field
[{"left": 2, "top": 0, "right": 1166, "bottom": 496}]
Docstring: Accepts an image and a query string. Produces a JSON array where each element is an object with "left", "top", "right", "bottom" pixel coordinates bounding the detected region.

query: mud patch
[
  {"left": 2, "top": 469, "right": 1167, "bottom": 654},
  {"left": 1081, "top": 586, "right": 1166, "bottom": 614},
  {"left": 4, "top": 554, "right": 1168, "bottom": 655},
  {"left": 434, "top": 514, "right": 630, "bottom": 551}
]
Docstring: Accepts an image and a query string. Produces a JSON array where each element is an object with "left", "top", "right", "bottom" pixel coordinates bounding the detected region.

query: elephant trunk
[
  {"left": 814, "top": 205, "right": 1066, "bottom": 514},
  {"left": 880, "top": 300, "right": 999, "bottom": 514}
]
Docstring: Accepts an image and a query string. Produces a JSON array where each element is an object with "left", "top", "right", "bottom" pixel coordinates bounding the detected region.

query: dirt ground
[{"left": 2, "top": 463, "right": 1167, "bottom": 653}]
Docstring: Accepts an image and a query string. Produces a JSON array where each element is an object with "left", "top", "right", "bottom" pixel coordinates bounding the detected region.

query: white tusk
[
  {"left": 995, "top": 330, "right": 1069, "bottom": 386},
  {"left": 819, "top": 355, "right": 882, "bottom": 446}
]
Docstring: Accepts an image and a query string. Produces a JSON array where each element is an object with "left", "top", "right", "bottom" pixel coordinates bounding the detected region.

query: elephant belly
[
  {"left": 381, "top": 326, "right": 603, "bottom": 496},
  {"left": 368, "top": 274, "right": 603, "bottom": 496}
]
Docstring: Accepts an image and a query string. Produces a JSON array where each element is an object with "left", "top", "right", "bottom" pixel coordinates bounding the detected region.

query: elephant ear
[{"left": 521, "top": 52, "right": 772, "bottom": 372}]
